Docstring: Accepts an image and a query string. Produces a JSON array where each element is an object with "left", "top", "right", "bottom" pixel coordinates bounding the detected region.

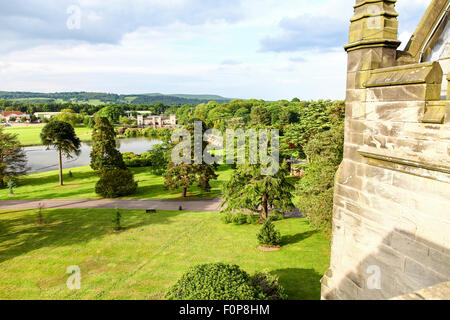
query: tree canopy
[
  {"left": 0, "top": 127, "right": 28, "bottom": 187},
  {"left": 221, "top": 164, "right": 294, "bottom": 221},
  {"left": 90, "top": 116, "right": 126, "bottom": 172},
  {"left": 40, "top": 120, "right": 81, "bottom": 186}
]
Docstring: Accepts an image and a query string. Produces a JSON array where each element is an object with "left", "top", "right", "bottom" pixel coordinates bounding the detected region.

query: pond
[{"left": 24, "top": 137, "right": 163, "bottom": 173}]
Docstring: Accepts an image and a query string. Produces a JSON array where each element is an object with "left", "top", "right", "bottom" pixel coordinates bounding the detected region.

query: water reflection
[{"left": 25, "top": 137, "right": 162, "bottom": 173}]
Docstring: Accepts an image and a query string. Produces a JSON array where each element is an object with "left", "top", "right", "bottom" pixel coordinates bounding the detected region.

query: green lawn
[
  {"left": 4, "top": 126, "right": 92, "bottom": 146},
  {"left": 0, "top": 165, "right": 233, "bottom": 200},
  {"left": 0, "top": 209, "right": 330, "bottom": 300}
]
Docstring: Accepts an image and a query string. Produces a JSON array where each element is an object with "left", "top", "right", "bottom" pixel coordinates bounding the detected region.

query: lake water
[{"left": 25, "top": 137, "right": 162, "bottom": 173}]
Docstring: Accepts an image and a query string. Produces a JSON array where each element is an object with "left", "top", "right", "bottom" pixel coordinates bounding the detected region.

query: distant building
[
  {"left": 136, "top": 114, "right": 177, "bottom": 128},
  {"left": 0, "top": 111, "right": 30, "bottom": 123},
  {"left": 34, "top": 112, "right": 61, "bottom": 120}
]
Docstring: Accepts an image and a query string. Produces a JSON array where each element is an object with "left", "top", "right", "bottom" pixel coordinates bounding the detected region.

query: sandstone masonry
[{"left": 321, "top": 0, "right": 450, "bottom": 300}]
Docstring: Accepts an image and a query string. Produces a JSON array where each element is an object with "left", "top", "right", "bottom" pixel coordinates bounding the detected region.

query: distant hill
[{"left": 0, "top": 91, "right": 233, "bottom": 106}]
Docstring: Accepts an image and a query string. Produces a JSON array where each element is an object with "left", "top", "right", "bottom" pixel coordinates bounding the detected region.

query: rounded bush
[
  {"left": 166, "top": 263, "right": 261, "bottom": 300},
  {"left": 95, "top": 169, "right": 137, "bottom": 198}
]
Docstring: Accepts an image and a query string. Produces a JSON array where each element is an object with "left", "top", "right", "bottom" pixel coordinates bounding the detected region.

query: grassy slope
[
  {"left": 0, "top": 209, "right": 330, "bottom": 300},
  {"left": 0, "top": 165, "right": 233, "bottom": 200},
  {"left": 4, "top": 126, "right": 92, "bottom": 147}
]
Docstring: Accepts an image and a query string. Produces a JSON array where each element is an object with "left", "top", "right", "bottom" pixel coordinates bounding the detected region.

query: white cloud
[{"left": 0, "top": 0, "right": 434, "bottom": 100}]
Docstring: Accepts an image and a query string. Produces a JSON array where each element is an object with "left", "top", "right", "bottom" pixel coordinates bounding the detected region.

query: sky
[{"left": 0, "top": 0, "right": 432, "bottom": 101}]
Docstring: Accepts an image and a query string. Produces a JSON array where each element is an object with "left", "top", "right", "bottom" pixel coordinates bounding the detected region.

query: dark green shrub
[
  {"left": 251, "top": 272, "right": 287, "bottom": 300},
  {"left": 95, "top": 169, "right": 137, "bottom": 198},
  {"left": 166, "top": 263, "right": 285, "bottom": 300},
  {"left": 257, "top": 219, "right": 281, "bottom": 247},
  {"left": 113, "top": 206, "right": 122, "bottom": 231}
]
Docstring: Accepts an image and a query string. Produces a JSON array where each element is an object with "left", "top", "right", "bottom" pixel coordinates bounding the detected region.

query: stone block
[
  {"left": 366, "top": 83, "right": 442, "bottom": 102},
  {"left": 365, "top": 61, "right": 443, "bottom": 88},
  {"left": 335, "top": 277, "right": 360, "bottom": 300},
  {"left": 428, "top": 248, "right": 450, "bottom": 278},
  {"left": 346, "top": 119, "right": 368, "bottom": 133},
  {"left": 391, "top": 170, "right": 450, "bottom": 202},
  {"left": 422, "top": 101, "right": 447, "bottom": 124},
  {"left": 346, "top": 88, "right": 367, "bottom": 102},
  {"left": 365, "top": 101, "right": 425, "bottom": 122},
  {"left": 404, "top": 257, "right": 447, "bottom": 287},
  {"left": 344, "top": 144, "right": 364, "bottom": 162},
  {"left": 389, "top": 231, "right": 429, "bottom": 264}
]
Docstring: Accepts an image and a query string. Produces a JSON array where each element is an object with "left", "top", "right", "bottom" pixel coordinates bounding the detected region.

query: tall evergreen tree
[
  {"left": 41, "top": 121, "right": 81, "bottom": 186},
  {"left": 0, "top": 127, "right": 28, "bottom": 187},
  {"left": 90, "top": 116, "right": 126, "bottom": 172}
]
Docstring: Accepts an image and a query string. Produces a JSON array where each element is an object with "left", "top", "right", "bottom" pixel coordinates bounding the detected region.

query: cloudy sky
[{"left": 0, "top": 0, "right": 431, "bottom": 100}]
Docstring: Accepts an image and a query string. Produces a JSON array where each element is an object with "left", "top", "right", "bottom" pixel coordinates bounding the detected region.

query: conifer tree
[{"left": 90, "top": 116, "right": 126, "bottom": 172}]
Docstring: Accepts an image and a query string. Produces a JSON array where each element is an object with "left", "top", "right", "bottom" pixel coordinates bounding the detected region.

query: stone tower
[{"left": 321, "top": 0, "right": 450, "bottom": 300}]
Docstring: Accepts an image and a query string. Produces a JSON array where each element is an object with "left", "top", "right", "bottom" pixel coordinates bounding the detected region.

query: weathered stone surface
[
  {"left": 324, "top": 0, "right": 450, "bottom": 301},
  {"left": 411, "top": 281, "right": 450, "bottom": 300},
  {"left": 365, "top": 61, "right": 443, "bottom": 87},
  {"left": 365, "top": 101, "right": 425, "bottom": 122},
  {"left": 422, "top": 101, "right": 447, "bottom": 124},
  {"left": 366, "top": 83, "right": 442, "bottom": 102},
  {"left": 404, "top": 257, "right": 447, "bottom": 287}
]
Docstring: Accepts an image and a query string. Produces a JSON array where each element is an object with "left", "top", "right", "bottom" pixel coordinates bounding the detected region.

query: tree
[
  {"left": 222, "top": 165, "right": 294, "bottom": 221},
  {"left": 148, "top": 143, "right": 170, "bottom": 175},
  {"left": 250, "top": 106, "right": 271, "bottom": 126},
  {"left": 280, "top": 100, "right": 344, "bottom": 161},
  {"left": 184, "top": 119, "right": 218, "bottom": 191},
  {"left": 295, "top": 121, "right": 344, "bottom": 233},
  {"left": 96, "top": 106, "right": 122, "bottom": 123},
  {"left": 40, "top": 121, "right": 81, "bottom": 186},
  {"left": 119, "top": 115, "right": 135, "bottom": 125},
  {"left": 90, "top": 117, "right": 126, "bottom": 172},
  {"left": 164, "top": 119, "right": 218, "bottom": 197},
  {"left": 294, "top": 101, "right": 345, "bottom": 234},
  {"left": 164, "top": 163, "right": 197, "bottom": 197},
  {"left": 195, "top": 163, "right": 218, "bottom": 192},
  {"left": 279, "top": 108, "right": 299, "bottom": 126},
  {"left": 257, "top": 218, "right": 282, "bottom": 247},
  {"left": 234, "top": 107, "right": 251, "bottom": 124},
  {"left": 54, "top": 109, "right": 82, "bottom": 127},
  {"left": 0, "top": 127, "right": 28, "bottom": 187}
]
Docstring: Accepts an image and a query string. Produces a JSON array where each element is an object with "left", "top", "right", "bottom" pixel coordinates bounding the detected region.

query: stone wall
[{"left": 321, "top": 0, "right": 450, "bottom": 300}]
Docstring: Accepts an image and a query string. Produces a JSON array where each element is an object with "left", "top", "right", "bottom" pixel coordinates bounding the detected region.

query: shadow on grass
[
  {"left": 271, "top": 268, "right": 323, "bottom": 300},
  {"left": 20, "top": 170, "right": 96, "bottom": 186},
  {"left": 281, "top": 230, "right": 318, "bottom": 246},
  {"left": 0, "top": 209, "right": 184, "bottom": 264}
]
